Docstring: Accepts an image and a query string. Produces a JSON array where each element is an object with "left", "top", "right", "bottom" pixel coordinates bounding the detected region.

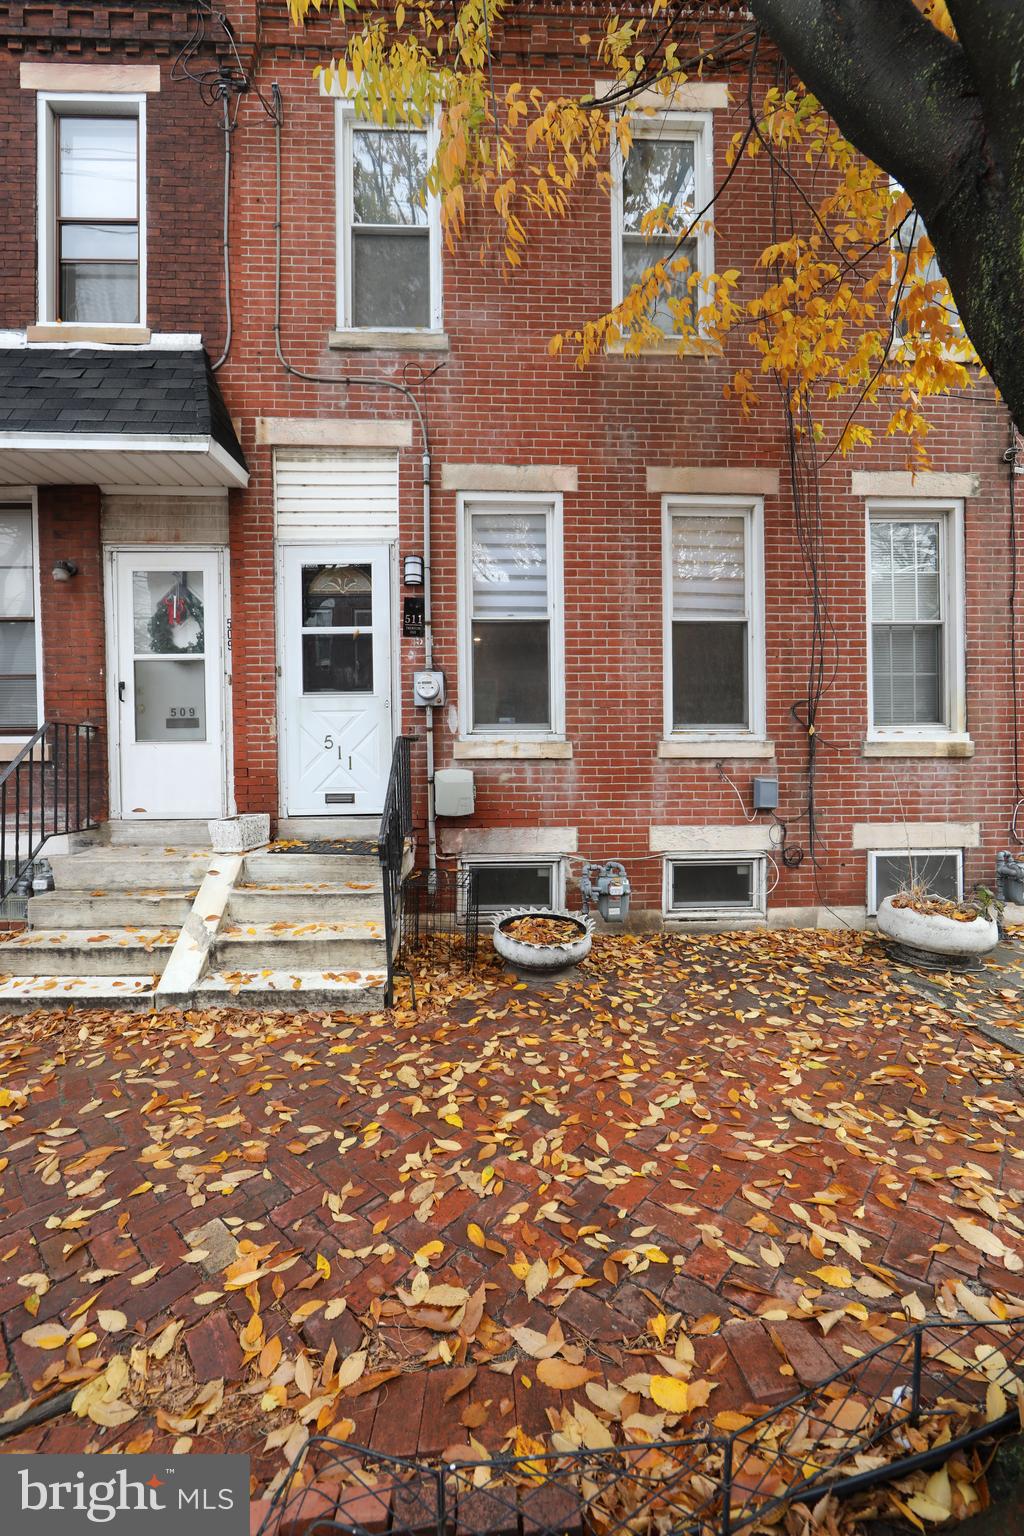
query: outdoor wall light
[
  {"left": 51, "top": 560, "right": 79, "bottom": 582},
  {"left": 403, "top": 554, "right": 424, "bottom": 587}
]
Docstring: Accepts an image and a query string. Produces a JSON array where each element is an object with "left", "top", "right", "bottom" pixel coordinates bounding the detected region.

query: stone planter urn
[
  {"left": 876, "top": 895, "right": 998, "bottom": 965},
  {"left": 492, "top": 909, "right": 594, "bottom": 974}
]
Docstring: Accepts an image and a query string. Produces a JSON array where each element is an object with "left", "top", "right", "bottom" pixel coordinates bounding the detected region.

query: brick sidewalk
[{"left": 1, "top": 929, "right": 1023, "bottom": 1487}]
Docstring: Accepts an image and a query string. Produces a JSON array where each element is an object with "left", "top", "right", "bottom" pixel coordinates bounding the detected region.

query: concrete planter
[
  {"left": 208, "top": 813, "right": 271, "bottom": 854},
  {"left": 876, "top": 895, "right": 997, "bottom": 960},
  {"left": 492, "top": 909, "right": 594, "bottom": 973}
]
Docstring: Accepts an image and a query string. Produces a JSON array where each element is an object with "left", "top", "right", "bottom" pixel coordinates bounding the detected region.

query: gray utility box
[
  {"left": 435, "top": 767, "right": 475, "bottom": 816},
  {"left": 752, "top": 776, "right": 779, "bottom": 812}
]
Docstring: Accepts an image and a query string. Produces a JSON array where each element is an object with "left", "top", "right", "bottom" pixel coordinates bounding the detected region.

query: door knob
[{"left": 118, "top": 681, "right": 126, "bottom": 703}]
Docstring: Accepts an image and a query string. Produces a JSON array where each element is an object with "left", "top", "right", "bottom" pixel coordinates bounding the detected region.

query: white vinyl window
[
  {"left": 867, "top": 848, "right": 963, "bottom": 916},
  {"left": 866, "top": 503, "right": 964, "bottom": 736},
  {"left": 664, "top": 497, "right": 764, "bottom": 738},
  {"left": 0, "top": 501, "right": 42, "bottom": 736},
  {"left": 37, "top": 93, "right": 146, "bottom": 326},
  {"left": 462, "top": 858, "right": 564, "bottom": 914},
  {"left": 611, "top": 111, "right": 714, "bottom": 333},
  {"left": 458, "top": 494, "right": 564, "bottom": 738},
  {"left": 664, "top": 854, "right": 766, "bottom": 919},
  {"left": 336, "top": 109, "right": 441, "bottom": 331}
]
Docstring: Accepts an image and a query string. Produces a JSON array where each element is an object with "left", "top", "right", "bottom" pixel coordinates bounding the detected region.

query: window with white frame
[
  {"left": 337, "top": 112, "right": 440, "bottom": 331},
  {"left": 463, "top": 859, "right": 563, "bottom": 914},
  {"left": 867, "top": 848, "right": 962, "bottom": 915},
  {"left": 613, "top": 113, "right": 713, "bottom": 333},
  {"left": 867, "top": 505, "right": 963, "bottom": 732},
  {"left": 38, "top": 96, "right": 144, "bottom": 325},
  {"left": 891, "top": 182, "right": 964, "bottom": 342},
  {"left": 665, "top": 855, "right": 766, "bottom": 918},
  {"left": 0, "top": 504, "right": 40, "bottom": 735},
  {"left": 665, "top": 499, "right": 764, "bottom": 735},
  {"left": 460, "top": 495, "right": 563, "bottom": 736}
]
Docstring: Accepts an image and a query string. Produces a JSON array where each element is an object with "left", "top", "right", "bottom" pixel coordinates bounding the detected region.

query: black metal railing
[
  {"left": 377, "top": 735, "right": 414, "bottom": 1004},
  {"left": 0, "top": 721, "right": 101, "bottom": 903},
  {"left": 255, "top": 1317, "right": 1024, "bottom": 1536}
]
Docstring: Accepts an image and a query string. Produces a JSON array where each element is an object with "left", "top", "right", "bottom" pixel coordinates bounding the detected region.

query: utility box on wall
[{"left": 435, "top": 767, "right": 475, "bottom": 816}]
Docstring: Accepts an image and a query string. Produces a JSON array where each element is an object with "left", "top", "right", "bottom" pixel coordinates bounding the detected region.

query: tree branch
[
  {"left": 748, "top": 0, "right": 978, "bottom": 213},
  {"left": 944, "top": 0, "right": 1024, "bottom": 155}
]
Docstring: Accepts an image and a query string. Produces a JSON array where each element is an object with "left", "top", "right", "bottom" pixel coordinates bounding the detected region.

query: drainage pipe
[{"left": 271, "top": 85, "right": 438, "bottom": 875}]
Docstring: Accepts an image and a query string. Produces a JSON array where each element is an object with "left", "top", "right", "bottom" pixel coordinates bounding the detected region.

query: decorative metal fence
[
  {"left": 255, "top": 1317, "right": 1024, "bottom": 1536},
  {"left": 0, "top": 721, "right": 101, "bottom": 903}
]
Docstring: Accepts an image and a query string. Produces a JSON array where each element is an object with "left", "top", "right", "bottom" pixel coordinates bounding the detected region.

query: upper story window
[
  {"left": 664, "top": 497, "right": 765, "bottom": 738},
  {"left": 612, "top": 113, "right": 714, "bottom": 333},
  {"left": 38, "top": 95, "right": 145, "bottom": 327},
  {"left": 0, "top": 503, "right": 40, "bottom": 736},
  {"left": 337, "top": 112, "right": 441, "bottom": 332},
  {"left": 866, "top": 503, "right": 965, "bottom": 735},
  {"left": 891, "top": 184, "right": 964, "bottom": 343},
  {"left": 458, "top": 494, "right": 564, "bottom": 738}
]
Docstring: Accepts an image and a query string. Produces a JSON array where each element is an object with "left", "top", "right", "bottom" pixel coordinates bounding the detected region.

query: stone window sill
[
  {"left": 862, "top": 735, "right": 974, "bottom": 759},
  {"left": 452, "top": 739, "right": 573, "bottom": 761},
  {"left": 328, "top": 329, "right": 450, "bottom": 352},
  {"left": 605, "top": 336, "right": 719, "bottom": 359},
  {"left": 27, "top": 323, "right": 151, "bottom": 345},
  {"left": 658, "top": 737, "right": 775, "bottom": 760}
]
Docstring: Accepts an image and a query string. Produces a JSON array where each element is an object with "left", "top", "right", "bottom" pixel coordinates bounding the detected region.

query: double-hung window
[
  {"left": 337, "top": 112, "right": 440, "bottom": 331},
  {"left": 612, "top": 112, "right": 714, "bottom": 334},
  {"left": 459, "top": 495, "right": 563, "bottom": 737},
  {"left": 0, "top": 503, "right": 41, "bottom": 736},
  {"left": 38, "top": 96, "right": 145, "bottom": 326},
  {"left": 665, "top": 498, "right": 764, "bottom": 738},
  {"left": 867, "top": 504, "right": 964, "bottom": 735}
]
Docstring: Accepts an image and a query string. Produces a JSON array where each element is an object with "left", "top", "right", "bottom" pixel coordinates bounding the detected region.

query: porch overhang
[{"left": 0, "top": 347, "right": 248, "bottom": 492}]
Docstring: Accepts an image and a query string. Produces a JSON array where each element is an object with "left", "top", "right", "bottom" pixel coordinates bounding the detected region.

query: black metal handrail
[
  {"left": 0, "top": 721, "right": 101, "bottom": 902},
  {"left": 377, "top": 735, "right": 414, "bottom": 1004}
]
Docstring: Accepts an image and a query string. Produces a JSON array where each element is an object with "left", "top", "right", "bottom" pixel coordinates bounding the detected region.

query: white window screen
[
  {"left": 671, "top": 514, "right": 748, "bottom": 729},
  {"left": 0, "top": 505, "right": 38, "bottom": 733},
  {"left": 349, "top": 126, "right": 430, "bottom": 328},
  {"left": 469, "top": 509, "right": 551, "bottom": 729},
  {"left": 870, "top": 518, "right": 944, "bottom": 726},
  {"left": 621, "top": 134, "right": 698, "bottom": 333}
]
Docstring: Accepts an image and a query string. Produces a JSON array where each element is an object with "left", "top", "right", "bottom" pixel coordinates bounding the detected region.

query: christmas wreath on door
[{"left": 147, "top": 573, "right": 205, "bottom": 654}]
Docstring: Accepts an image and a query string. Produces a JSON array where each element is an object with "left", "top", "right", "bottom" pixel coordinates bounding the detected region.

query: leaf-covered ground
[{"left": 2, "top": 929, "right": 1024, "bottom": 1527}]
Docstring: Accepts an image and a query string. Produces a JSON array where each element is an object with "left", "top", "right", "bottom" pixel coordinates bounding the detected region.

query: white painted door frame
[
  {"left": 105, "top": 544, "right": 232, "bottom": 820},
  {"left": 277, "top": 541, "right": 396, "bottom": 817}
]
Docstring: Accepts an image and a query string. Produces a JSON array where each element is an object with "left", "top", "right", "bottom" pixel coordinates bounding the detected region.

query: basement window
[
  {"left": 867, "top": 848, "right": 962, "bottom": 916},
  {"left": 463, "top": 859, "right": 563, "bottom": 914},
  {"left": 665, "top": 855, "right": 766, "bottom": 919}
]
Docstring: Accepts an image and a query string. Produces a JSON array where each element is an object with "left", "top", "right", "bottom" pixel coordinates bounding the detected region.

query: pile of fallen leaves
[
  {"left": 890, "top": 893, "right": 984, "bottom": 923},
  {"left": 498, "top": 915, "right": 584, "bottom": 945}
]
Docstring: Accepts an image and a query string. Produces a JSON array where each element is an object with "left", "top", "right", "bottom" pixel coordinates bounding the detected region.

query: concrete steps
[
  {"left": 193, "top": 966, "right": 387, "bottom": 1009},
  {"left": 226, "top": 886, "right": 382, "bottom": 921},
  {"left": 49, "top": 847, "right": 208, "bottom": 892},
  {"left": 242, "top": 851, "right": 381, "bottom": 884},
  {"left": 212, "top": 918, "right": 387, "bottom": 973},
  {"left": 28, "top": 890, "right": 196, "bottom": 929},
  {"left": 0, "top": 926, "right": 177, "bottom": 976}
]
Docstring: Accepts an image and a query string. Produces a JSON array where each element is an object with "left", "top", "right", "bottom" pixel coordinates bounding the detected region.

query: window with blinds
[
  {"left": 464, "top": 499, "right": 559, "bottom": 733},
  {"left": 670, "top": 511, "right": 750, "bottom": 730},
  {"left": 869, "top": 516, "right": 945, "bottom": 727},
  {"left": 0, "top": 505, "right": 38, "bottom": 734}
]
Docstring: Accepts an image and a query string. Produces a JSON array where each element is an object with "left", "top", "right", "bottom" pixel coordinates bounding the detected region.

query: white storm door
[
  {"left": 282, "top": 544, "right": 393, "bottom": 815},
  {"left": 113, "top": 549, "right": 226, "bottom": 818}
]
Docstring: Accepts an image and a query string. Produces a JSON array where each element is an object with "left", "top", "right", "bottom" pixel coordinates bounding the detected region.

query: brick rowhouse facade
[{"left": 1, "top": 0, "right": 1020, "bottom": 926}]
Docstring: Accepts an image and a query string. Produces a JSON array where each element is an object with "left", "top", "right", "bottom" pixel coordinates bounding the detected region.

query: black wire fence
[
  {"left": 399, "top": 867, "right": 482, "bottom": 972},
  {"left": 255, "top": 1318, "right": 1023, "bottom": 1536}
]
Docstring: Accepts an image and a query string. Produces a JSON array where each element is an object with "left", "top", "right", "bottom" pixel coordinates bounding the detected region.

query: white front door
[
  {"left": 280, "top": 544, "right": 393, "bottom": 816},
  {"left": 111, "top": 548, "right": 227, "bottom": 819}
]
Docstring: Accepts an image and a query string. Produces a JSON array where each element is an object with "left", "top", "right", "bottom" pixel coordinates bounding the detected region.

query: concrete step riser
[
  {"left": 49, "top": 854, "right": 206, "bottom": 891},
  {"left": 28, "top": 894, "right": 195, "bottom": 928},
  {"left": 243, "top": 853, "right": 381, "bottom": 884},
  {"left": 0, "top": 947, "right": 170, "bottom": 977},
  {"left": 103, "top": 820, "right": 213, "bottom": 848},
  {"left": 276, "top": 817, "right": 380, "bottom": 840},
  {"left": 211, "top": 936, "right": 387, "bottom": 971},
  {"left": 227, "top": 891, "right": 384, "bottom": 921},
  {"left": 191, "top": 980, "right": 386, "bottom": 1013}
]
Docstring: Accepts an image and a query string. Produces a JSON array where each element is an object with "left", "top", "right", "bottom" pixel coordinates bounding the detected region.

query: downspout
[
  {"left": 271, "top": 86, "right": 438, "bottom": 876},
  {"left": 211, "top": 89, "right": 233, "bottom": 372}
]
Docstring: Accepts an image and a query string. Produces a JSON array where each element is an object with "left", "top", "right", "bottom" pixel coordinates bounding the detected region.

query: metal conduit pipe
[
  {"left": 270, "top": 84, "right": 438, "bottom": 876},
  {"left": 211, "top": 90, "right": 234, "bottom": 372}
]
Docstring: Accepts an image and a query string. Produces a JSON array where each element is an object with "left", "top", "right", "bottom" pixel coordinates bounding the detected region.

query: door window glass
[
  {"left": 132, "top": 570, "right": 205, "bottom": 654},
  {"left": 134, "top": 658, "right": 207, "bottom": 742},
  {"left": 130, "top": 570, "right": 207, "bottom": 742},
  {"left": 301, "top": 564, "right": 373, "bottom": 692}
]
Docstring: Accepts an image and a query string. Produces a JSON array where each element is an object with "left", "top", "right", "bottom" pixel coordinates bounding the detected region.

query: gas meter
[{"left": 581, "top": 861, "right": 631, "bottom": 923}]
